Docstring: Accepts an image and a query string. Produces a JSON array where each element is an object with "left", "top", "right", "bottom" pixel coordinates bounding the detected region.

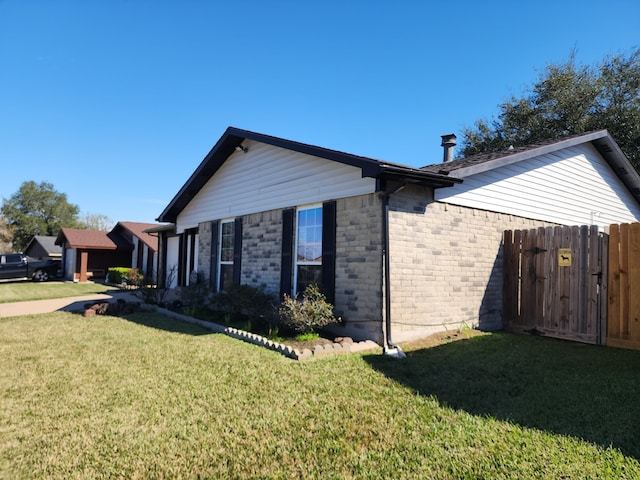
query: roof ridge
[{"left": 421, "top": 130, "right": 610, "bottom": 173}]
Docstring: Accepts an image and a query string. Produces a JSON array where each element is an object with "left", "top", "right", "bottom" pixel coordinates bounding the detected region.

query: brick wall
[
  {"left": 333, "top": 194, "right": 384, "bottom": 343},
  {"left": 241, "top": 210, "right": 282, "bottom": 295},
  {"left": 193, "top": 187, "right": 558, "bottom": 345},
  {"left": 197, "top": 221, "right": 213, "bottom": 282},
  {"left": 388, "top": 184, "right": 555, "bottom": 342},
  {"left": 189, "top": 196, "right": 387, "bottom": 343},
  {"left": 196, "top": 213, "right": 284, "bottom": 296}
]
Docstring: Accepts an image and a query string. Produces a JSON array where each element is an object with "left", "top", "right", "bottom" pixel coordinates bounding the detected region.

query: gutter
[{"left": 381, "top": 186, "right": 407, "bottom": 359}]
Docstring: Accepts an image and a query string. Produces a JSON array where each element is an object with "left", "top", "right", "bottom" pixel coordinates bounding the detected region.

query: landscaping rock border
[
  {"left": 155, "top": 306, "right": 380, "bottom": 360},
  {"left": 82, "top": 298, "right": 144, "bottom": 317}
]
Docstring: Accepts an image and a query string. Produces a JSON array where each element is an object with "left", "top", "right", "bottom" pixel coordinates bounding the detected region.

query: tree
[
  {"left": 1, "top": 181, "right": 82, "bottom": 251},
  {"left": 79, "top": 212, "right": 114, "bottom": 231},
  {"left": 0, "top": 216, "right": 13, "bottom": 252},
  {"left": 460, "top": 48, "right": 640, "bottom": 169}
]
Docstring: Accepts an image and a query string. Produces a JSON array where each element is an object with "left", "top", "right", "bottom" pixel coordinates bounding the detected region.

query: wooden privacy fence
[
  {"left": 504, "top": 222, "right": 640, "bottom": 350},
  {"left": 503, "top": 225, "right": 607, "bottom": 345},
  {"left": 607, "top": 223, "right": 640, "bottom": 350}
]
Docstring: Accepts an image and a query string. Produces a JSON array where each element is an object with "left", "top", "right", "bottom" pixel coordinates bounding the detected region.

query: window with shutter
[
  {"left": 294, "top": 205, "right": 323, "bottom": 294},
  {"left": 218, "top": 220, "right": 235, "bottom": 291},
  {"left": 281, "top": 202, "right": 336, "bottom": 301}
]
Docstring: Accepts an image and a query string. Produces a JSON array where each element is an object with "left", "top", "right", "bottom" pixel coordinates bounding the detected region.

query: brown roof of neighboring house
[
  {"left": 113, "top": 222, "right": 159, "bottom": 251},
  {"left": 55, "top": 228, "right": 132, "bottom": 250}
]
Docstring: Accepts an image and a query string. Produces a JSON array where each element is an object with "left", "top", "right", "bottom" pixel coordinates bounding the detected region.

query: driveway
[{"left": 0, "top": 290, "right": 141, "bottom": 318}]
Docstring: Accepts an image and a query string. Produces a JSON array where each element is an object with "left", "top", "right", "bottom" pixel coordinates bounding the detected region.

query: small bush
[
  {"left": 107, "top": 267, "right": 126, "bottom": 285},
  {"left": 133, "top": 266, "right": 177, "bottom": 306},
  {"left": 278, "top": 284, "right": 337, "bottom": 335},
  {"left": 124, "top": 268, "right": 143, "bottom": 286},
  {"left": 180, "top": 271, "right": 210, "bottom": 307},
  {"left": 211, "top": 283, "right": 278, "bottom": 333},
  {"left": 107, "top": 267, "right": 144, "bottom": 288},
  {"left": 212, "top": 284, "right": 275, "bottom": 316}
]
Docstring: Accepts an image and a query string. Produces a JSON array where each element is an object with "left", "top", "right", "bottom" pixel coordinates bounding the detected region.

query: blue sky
[{"left": 1, "top": 1, "right": 638, "bottom": 225}]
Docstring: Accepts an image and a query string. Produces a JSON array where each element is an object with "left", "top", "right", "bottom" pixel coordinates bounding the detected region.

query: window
[
  {"left": 218, "top": 220, "right": 235, "bottom": 290},
  {"left": 295, "top": 205, "right": 323, "bottom": 293},
  {"left": 280, "top": 201, "right": 335, "bottom": 303}
]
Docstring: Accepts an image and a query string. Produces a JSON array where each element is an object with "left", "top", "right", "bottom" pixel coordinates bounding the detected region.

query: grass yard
[
  {"left": 1, "top": 311, "right": 640, "bottom": 479},
  {"left": 0, "top": 281, "right": 114, "bottom": 303}
]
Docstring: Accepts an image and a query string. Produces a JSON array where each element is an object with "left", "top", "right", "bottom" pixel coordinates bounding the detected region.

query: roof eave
[
  {"left": 591, "top": 135, "right": 640, "bottom": 202},
  {"left": 68, "top": 244, "right": 120, "bottom": 251},
  {"left": 371, "top": 164, "right": 462, "bottom": 188},
  {"left": 144, "top": 223, "right": 176, "bottom": 233},
  {"left": 157, "top": 130, "right": 243, "bottom": 223},
  {"left": 447, "top": 130, "right": 612, "bottom": 178}
]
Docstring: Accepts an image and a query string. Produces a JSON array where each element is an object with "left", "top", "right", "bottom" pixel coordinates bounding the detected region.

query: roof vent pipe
[{"left": 441, "top": 133, "right": 457, "bottom": 163}]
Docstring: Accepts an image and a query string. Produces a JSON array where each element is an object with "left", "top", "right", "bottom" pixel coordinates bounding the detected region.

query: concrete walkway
[{"left": 0, "top": 290, "right": 141, "bottom": 318}]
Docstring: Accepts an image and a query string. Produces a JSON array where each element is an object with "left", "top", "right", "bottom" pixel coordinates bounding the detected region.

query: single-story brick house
[
  {"left": 156, "top": 127, "right": 640, "bottom": 350},
  {"left": 56, "top": 221, "right": 160, "bottom": 282}
]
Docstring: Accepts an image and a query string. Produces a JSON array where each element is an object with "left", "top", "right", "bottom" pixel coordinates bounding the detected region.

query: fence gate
[{"left": 503, "top": 225, "right": 607, "bottom": 345}]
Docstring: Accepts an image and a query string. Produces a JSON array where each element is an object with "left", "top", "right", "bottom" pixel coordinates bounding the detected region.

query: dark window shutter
[
  {"left": 209, "top": 220, "right": 219, "bottom": 289},
  {"left": 159, "top": 231, "right": 168, "bottom": 288},
  {"left": 188, "top": 228, "right": 198, "bottom": 274},
  {"left": 322, "top": 201, "right": 337, "bottom": 304},
  {"left": 280, "top": 208, "right": 294, "bottom": 299},
  {"left": 233, "top": 218, "right": 243, "bottom": 284},
  {"left": 178, "top": 234, "right": 186, "bottom": 287}
]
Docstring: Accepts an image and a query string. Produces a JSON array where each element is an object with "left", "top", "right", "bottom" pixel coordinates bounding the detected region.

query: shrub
[
  {"left": 124, "top": 268, "right": 143, "bottom": 286},
  {"left": 180, "top": 271, "right": 210, "bottom": 307},
  {"left": 211, "top": 283, "right": 278, "bottom": 333},
  {"left": 212, "top": 284, "right": 275, "bottom": 316},
  {"left": 278, "top": 284, "right": 337, "bottom": 335},
  {"left": 133, "top": 266, "right": 177, "bottom": 306},
  {"left": 107, "top": 267, "right": 143, "bottom": 287},
  {"left": 107, "top": 267, "right": 126, "bottom": 285}
]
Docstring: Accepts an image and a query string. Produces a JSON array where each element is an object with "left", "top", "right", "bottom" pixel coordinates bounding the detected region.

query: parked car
[{"left": 0, "top": 253, "right": 61, "bottom": 282}]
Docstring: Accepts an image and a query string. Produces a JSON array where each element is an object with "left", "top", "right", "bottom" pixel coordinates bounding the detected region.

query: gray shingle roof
[
  {"left": 420, "top": 129, "right": 640, "bottom": 202},
  {"left": 421, "top": 132, "right": 608, "bottom": 174},
  {"left": 28, "top": 236, "right": 62, "bottom": 256}
]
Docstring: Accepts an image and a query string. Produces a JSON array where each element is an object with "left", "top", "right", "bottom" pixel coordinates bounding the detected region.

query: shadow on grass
[
  {"left": 365, "top": 332, "right": 640, "bottom": 459},
  {"left": 118, "top": 312, "right": 215, "bottom": 336}
]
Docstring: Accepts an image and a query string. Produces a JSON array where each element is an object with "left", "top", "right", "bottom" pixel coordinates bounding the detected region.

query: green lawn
[
  {"left": 1, "top": 311, "right": 639, "bottom": 479},
  {"left": 0, "top": 281, "right": 114, "bottom": 303}
]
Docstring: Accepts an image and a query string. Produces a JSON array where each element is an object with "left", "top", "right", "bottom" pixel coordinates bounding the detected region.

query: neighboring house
[
  {"left": 144, "top": 223, "right": 178, "bottom": 287},
  {"left": 55, "top": 222, "right": 162, "bottom": 282},
  {"left": 24, "top": 235, "right": 62, "bottom": 260},
  {"left": 155, "top": 127, "right": 640, "bottom": 349},
  {"left": 111, "top": 221, "right": 160, "bottom": 280},
  {"left": 56, "top": 229, "right": 133, "bottom": 282}
]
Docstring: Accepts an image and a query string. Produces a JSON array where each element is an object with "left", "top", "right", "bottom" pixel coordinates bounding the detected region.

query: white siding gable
[
  {"left": 177, "top": 140, "right": 376, "bottom": 231},
  {"left": 435, "top": 143, "right": 640, "bottom": 229}
]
